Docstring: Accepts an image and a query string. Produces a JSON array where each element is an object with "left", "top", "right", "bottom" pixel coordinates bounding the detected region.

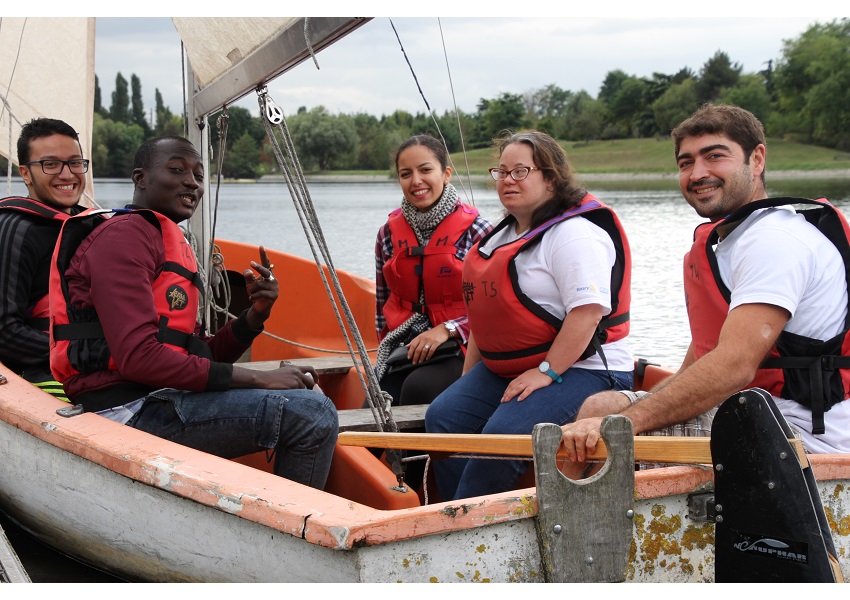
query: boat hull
[{"left": 1, "top": 243, "right": 849, "bottom": 582}]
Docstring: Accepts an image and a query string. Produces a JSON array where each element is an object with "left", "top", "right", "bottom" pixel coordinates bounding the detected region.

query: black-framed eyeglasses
[
  {"left": 24, "top": 159, "right": 90, "bottom": 175},
  {"left": 488, "top": 166, "right": 539, "bottom": 181}
]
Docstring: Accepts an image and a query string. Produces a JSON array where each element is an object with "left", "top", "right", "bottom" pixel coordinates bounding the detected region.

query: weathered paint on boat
[{"left": 1, "top": 288, "right": 849, "bottom": 582}]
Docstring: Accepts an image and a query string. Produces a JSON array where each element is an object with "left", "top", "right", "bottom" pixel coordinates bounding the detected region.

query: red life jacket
[
  {"left": 49, "top": 209, "right": 211, "bottom": 388},
  {"left": 381, "top": 202, "right": 478, "bottom": 333},
  {"left": 464, "top": 194, "right": 631, "bottom": 377},
  {"left": 0, "top": 197, "right": 77, "bottom": 332},
  {"left": 683, "top": 197, "right": 850, "bottom": 434}
]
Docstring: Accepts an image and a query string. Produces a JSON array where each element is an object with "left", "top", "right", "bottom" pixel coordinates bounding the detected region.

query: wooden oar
[{"left": 338, "top": 431, "right": 808, "bottom": 466}]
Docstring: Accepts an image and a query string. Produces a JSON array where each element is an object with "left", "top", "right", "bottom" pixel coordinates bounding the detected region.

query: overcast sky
[{"left": 38, "top": 8, "right": 824, "bottom": 124}]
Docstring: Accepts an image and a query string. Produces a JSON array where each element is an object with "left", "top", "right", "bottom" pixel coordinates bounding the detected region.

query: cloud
[{"left": 91, "top": 16, "right": 833, "bottom": 121}]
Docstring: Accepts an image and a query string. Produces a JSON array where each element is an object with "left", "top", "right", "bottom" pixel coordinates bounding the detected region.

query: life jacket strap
[{"left": 156, "top": 316, "right": 213, "bottom": 360}]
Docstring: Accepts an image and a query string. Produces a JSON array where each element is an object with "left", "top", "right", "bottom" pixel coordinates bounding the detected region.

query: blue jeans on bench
[
  {"left": 425, "top": 362, "right": 632, "bottom": 501},
  {"left": 127, "top": 387, "right": 338, "bottom": 490}
]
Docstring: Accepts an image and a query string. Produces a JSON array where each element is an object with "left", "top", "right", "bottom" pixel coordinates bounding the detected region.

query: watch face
[{"left": 539, "top": 361, "right": 550, "bottom": 372}]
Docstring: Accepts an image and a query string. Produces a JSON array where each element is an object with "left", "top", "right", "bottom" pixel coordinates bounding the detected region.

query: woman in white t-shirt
[{"left": 425, "top": 130, "right": 635, "bottom": 501}]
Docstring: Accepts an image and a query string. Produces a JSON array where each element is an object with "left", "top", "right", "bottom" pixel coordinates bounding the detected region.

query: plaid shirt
[{"left": 375, "top": 211, "right": 493, "bottom": 342}]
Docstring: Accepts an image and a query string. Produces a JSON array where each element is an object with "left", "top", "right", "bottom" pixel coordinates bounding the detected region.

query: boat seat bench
[
  {"left": 239, "top": 357, "right": 427, "bottom": 432},
  {"left": 240, "top": 357, "right": 673, "bottom": 433},
  {"left": 240, "top": 356, "right": 673, "bottom": 433}
]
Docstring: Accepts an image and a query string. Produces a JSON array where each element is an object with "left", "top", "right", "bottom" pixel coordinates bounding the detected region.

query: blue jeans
[
  {"left": 425, "top": 363, "right": 632, "bottom": 500},
  {"left": 126, "top": 387, "right": 338, "bottom": 489}
]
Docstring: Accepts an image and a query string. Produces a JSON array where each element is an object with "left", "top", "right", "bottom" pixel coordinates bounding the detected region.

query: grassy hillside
[{"left": 452, "top": 137, "right": 850, "bottom": 175}]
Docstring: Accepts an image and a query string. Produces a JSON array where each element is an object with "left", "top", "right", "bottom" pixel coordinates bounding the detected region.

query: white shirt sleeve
[{"left": 515, "top": 217, "right": 616, "bottom": 317}]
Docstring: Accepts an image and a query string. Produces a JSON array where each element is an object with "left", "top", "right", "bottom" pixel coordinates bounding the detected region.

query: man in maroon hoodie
[{"left": 51, "top": 136, "right": 338, "bottom": 489}]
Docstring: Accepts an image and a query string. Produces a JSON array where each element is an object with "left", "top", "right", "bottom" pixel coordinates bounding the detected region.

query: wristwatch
[
  {"left": 538, "top": 361, "right": 562, "bottom": 383},
  {"left": 444, "top": 321, "right": 459, "bottom": 339}
]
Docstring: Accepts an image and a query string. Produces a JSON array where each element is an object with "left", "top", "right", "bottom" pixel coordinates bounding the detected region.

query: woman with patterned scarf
[{"left": 372, "top": 134, "right": 492, "bottom": 412}]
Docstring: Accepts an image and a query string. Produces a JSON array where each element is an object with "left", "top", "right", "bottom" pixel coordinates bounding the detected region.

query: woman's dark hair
[
  {"left": 494, "top": 130, "right": 586, "bottom": 230},
  {"left": 393, "top": 134, "right": 449, "bottom": 172}
]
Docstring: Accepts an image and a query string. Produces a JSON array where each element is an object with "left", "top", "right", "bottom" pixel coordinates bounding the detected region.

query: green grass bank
[{"left": 316, "top": 137, "right": 850, "bottom": 178}]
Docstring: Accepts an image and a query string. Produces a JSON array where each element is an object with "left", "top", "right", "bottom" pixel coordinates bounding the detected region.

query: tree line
[{"left": 21, "top": 18, "right": 846, "bottom": 180}]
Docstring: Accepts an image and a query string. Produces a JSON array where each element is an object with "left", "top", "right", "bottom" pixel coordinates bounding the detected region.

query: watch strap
[{"left": 544, "top": 368, "right": 563, "bottom": 383}]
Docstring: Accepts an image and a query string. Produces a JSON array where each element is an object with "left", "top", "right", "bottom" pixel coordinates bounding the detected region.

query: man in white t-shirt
[{"left": 560, "top": 103, "right": 850, "bottom": 463}]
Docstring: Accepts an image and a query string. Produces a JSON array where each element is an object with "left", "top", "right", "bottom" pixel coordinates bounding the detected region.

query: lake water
[{"left": 3, "top": 175, "right": 850, "bottom": 582}]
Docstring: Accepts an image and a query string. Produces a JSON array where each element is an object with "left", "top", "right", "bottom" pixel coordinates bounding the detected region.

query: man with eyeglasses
[
  {"left": 0, "top": 117, "right": 88, "bottom": 400},
  {"left": 48, "top": 136, "right": 338, "bottom": 490}
]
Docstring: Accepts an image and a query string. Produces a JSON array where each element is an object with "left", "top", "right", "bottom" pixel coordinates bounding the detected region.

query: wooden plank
[
  {"left": 337, "top": 405, "right": 427, "bottom": 432},
  {"left": 240, "top": 356, "right": 360, "bottom": 375},
  {"left": 338, "top": 430, "right": 808, "bottom": 465}
]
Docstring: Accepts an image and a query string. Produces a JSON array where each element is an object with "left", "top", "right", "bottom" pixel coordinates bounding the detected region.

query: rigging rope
[
  {"left": 205, "top": 110, "right": 230, "bottom": 328},
  {"left": 0, "top": 18, "right": 26, "bottom": 195},
  {"left": 388, "top": 17, "right": 474, "bottom": 205},
  {"left": 437, "top": 18, "right": 474, "bottom": 198},
  {"left": 303, "top": 17, "right": 320, "bottom": 70},
  {"left": 0, "top": 17, "right": 25, "bottom": 129},
  {"left": 4, "top": 103, "right": 11, "bottom": 196},
  {"left": 254, "top": 88, "right": 398, "bottom": 437},
  {"left": 181, "top": 40, "right": 188, "bottom": 139}
]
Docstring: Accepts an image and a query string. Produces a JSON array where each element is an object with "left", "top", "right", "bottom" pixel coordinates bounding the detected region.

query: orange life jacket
[
  {"left": 464, "top": 194, "right": 631, "bottom": 377},
  {"left": 0, "top": 197, "right": 75, "bottom": 331},
  {"left": 683, "top": 197, "right": 850, "bottom": 434},
  {"left": 49, "top": 209, "right": 211, "bottom": 385},
  {"left": 381, "top": 202, "right": 478, "bottom": 333}
]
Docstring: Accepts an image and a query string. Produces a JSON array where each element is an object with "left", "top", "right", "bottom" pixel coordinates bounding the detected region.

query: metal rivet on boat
[
  {"left": 768, "top": 482, "right": 775, "bottom": 489},
  {"left": 715, "top": 515, "right": 724, "bottom": 523},
  {"left": 715, "top": 464, "right": 723, "bottom": 471},
  {"left": 585, "top": 556, "right": 594, "bottom": 565},
  {"left": 553, "top": 525, "right": 562, "bottom": 534},
  {"left": 715, "top": 504, "right": 722, "bottom": 512},
  {"left": 780, "top": 452, "right": 788, "bottom": 460},
  {"left": 626, "top": 510, "right": 634, "bottom": 519}
]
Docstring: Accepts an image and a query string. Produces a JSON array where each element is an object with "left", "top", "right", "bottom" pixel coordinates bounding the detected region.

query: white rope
[
  {"left": 303, "top": 17, "right": 320, "bottom": 70},
  {"left": 255, "top": 89, "right": 397, "bottom": 435},
  {"left": 0, "top": 18, "right": 26, "bottom": 127},
  {"left": 437, "top": 18, "right": 474, "bottom": 201},
  {"left": 1, "top": 18, "right": 26, "bottom": 194},
  {"left": 5, "top": 101, "right": 11, "bottom": 196}
]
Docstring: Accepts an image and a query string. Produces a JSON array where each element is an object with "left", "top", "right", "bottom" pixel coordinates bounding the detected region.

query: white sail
[
  {"left": 173, "top": 17, "right": 369, "bottom": 117},
  {"left": 173, "top": 17, "right": 370, "bottom": 291},
  {"left": 0, "top": 17, "right": 95, "bottom": 201}
]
